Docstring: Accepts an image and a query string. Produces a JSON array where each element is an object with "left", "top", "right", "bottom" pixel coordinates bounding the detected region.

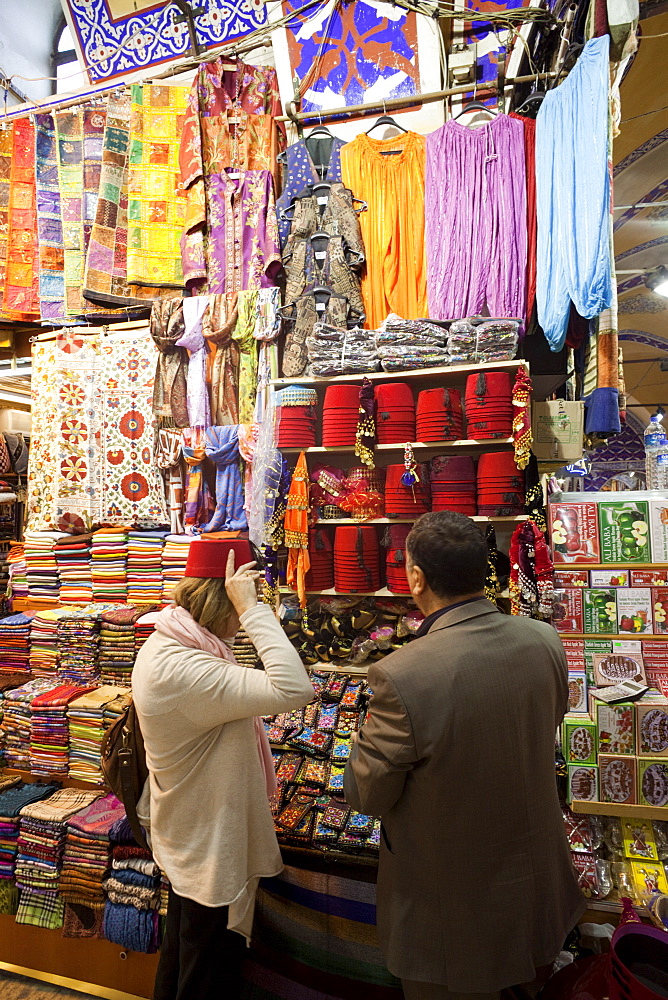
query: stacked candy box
[{"left": 599, "top": 500, "right": 651, "bottom": 564}]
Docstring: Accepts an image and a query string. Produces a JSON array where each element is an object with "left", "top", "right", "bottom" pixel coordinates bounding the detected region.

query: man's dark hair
[{"left": 406, "top": 511, "right": 487, "bottom": 598}]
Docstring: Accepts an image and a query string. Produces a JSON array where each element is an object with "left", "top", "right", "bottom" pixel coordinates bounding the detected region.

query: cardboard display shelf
[
  {"left": 572, "top": 799, "right": 668, "bottom": 821},
  {"left": 2, "top": 767, "right": 104, "bottom": 791}
]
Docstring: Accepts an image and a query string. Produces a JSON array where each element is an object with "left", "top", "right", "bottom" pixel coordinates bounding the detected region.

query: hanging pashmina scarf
[
  {"left": 3, "top": 118, "right": 39, "bottom": 321},
  {"left": 182, "top": 427, "right": 213, "bottom": 529},
  {"left": 34, "top": 114, "right": 66, "bottom": 325},
  {"left": 204, "top": 293, "right": 240, "bottom": 425},
  {"left": 149, "top": 298, "right": 189, "bottom": 428},
  {"left": 177, "top": 296, "right": 211, "bottom": 428},
  {"left": 127, "top": 85, "right": 188, "bottom": 289},
  {"left": 201, "top": 425, "right": 247, "bottom": 533},
  {"left": 285, "top": 453, "right": 310, "bottom": 608},
  {"left": 233, "top": 290, "right": 260, "bottom": 424},
  {"left": 155, "top": 428, "right": 184, "bottom": 535}
]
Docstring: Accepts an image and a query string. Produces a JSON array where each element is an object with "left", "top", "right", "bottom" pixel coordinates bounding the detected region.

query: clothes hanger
[
  {"left": 452, "top": 100, "right": 498, "bottom": 120},
  {"left": 514, "top": 71, "right": 545, "bottom": 117},
  {"left": 365, "top": 102, "right": 408, "bottom": 146}
]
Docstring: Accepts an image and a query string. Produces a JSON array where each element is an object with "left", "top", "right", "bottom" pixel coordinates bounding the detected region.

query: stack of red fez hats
[
  {"left": 464, "top": 372, "right": 513, "bottom": 440},
  {"left": 305, "top": 528, "right": 334, "bottom": 590},
  {"left": 477, "top": 451, "right": 525, "bottom": 516},
  {"left": 375, "top": 383, "right": 416, "bottom": 444},
  {"left": 429, "top": 456, "right": 477, "bottom": 514},
  {"left": 276, "top": 385, "right": 319, "bottom": 448},
  {"left": 384, "top": 524, "right": 412, "bottom": 594},
  {"left": 416, "top": 388, "right": 464, "bottom": 442},
  {"left": 334, "top": 526, "right": 381, "bottom": 592},
  {"left": 385, "top": 463, "right": 430, "bottom": 517},
  {"left": 322, "top": 385, "right": 361, "bottom": 447}
]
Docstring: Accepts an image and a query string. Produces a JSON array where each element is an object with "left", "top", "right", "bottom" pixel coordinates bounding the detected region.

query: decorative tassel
[
  {"left": 512, "top": 365, "right": 533, "bottom": 471},
  {"left": 355, "top": 377, "right": 377, "bottom": 468}
]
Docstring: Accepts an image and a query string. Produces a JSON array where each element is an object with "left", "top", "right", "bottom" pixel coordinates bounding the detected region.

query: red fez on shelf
[{"left": 184, "top": 538, "right": 254, "bottom": 578}]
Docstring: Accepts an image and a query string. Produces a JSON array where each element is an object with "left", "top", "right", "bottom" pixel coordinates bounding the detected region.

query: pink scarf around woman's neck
[{"left": 154, "top": 604, "right": 277, "bottom": 797}]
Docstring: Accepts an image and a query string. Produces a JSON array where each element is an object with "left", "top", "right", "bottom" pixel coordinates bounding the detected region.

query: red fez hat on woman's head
[{"left": 184, "top": 538, "right": 255, "bottom": 578}]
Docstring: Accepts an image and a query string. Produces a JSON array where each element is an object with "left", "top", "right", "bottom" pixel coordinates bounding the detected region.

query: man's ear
[{"left": 407, "top": 562, "right": 426, "bottom": 597}]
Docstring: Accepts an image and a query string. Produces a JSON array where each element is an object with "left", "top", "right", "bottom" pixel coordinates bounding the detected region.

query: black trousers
[{"left": 154, "top": 886, "right": 246, "bottom": 1000}]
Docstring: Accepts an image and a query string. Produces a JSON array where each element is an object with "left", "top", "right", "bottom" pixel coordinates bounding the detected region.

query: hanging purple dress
[{"left": 425, "top": 115, "right": 527, "bottom": 321}]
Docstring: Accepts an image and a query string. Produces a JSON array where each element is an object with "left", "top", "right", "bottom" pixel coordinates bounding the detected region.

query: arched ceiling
[{"left": 615, "top": 3, "right": 668, "bottom": 415}]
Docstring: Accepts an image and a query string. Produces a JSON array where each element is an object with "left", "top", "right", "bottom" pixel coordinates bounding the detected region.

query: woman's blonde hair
[{"left": 171, "top": 576, "right": 234, "bottom": 638}]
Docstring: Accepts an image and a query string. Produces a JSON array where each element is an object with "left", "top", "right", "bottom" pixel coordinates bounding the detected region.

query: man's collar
[{"left": 416, "top": 597, "right": 498, "bottom": 637}]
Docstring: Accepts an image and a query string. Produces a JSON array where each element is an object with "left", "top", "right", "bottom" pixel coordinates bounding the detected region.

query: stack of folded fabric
[
  {"left": 161, "top": 534, "right": 192, "bottom": 602},
  {"left": 30, "top": 683, "right": 93, "bottom": 776},
  {"left": 103, "top": 689, "right": 132, "bottom": 734},
  {"left": 7, "top": 543, "right": 28, "bottom": 602},
  {"left": 54, "top": 533, "right": 94, "bottom": 604},
  {"left": 98, "top": 607, "right": 142, "bottom": 687},
  {"left": 276, "top": 385, "right": 319, "bottom": 449},
  {"left": 0, "top": 782, "right": 59, "bottom": 894},
  {"left": 429, "top": 456, "right": 477, "bottom": 514},
  {"left": 446, "top": 319, "right": 477, "bottom": 365},
  {"left": 14, "top": 788, "right": 102, "bottom": 930},
  {"left": 375, "top": 383, "right": 415, "bottom": 444},
  {"left": 0, "top": 674, "right": 34, "bottom": 755},
  {"left": 321, "top": 385, "right": 361, "bottom": 448},
  {"left": 24, "top": 531, "right": 68, "bottom": 604},
  {"left": 307, "top": 324, "right": 379, "bottom": 378},
  {"left": 126, "top": 532, "right": 168, "bottom": 605},
  {"left": 465, "top": 372, "right": 514, "bottom": 440},
  {"left": 304, "top": 528, "right": 334, "bottom": 591},
  {"left": 334, "top": 526, "right": 381, "bottom": 593},
  {"left": 29, "top": 609, "right": 72, "bottom": 677},
  {"left": 384, "top": 524, "right": 412, "bottom": 594},
  {"left": 375, "top": 315, "right": 448, "bottom": 372},
  {"left": 0, "top": 612, "right": 35, "bottom": 673},
  {"left": 57, "top": 614, "right": 102, "bottom": 686},
  {"left": 60, "top": 793, "right": 125, "bottom": 914},
  {"left": 91, "top": 529, "right": 128, "bottom": 603},
  {"left": 68, "top": 686, "right": 129, "bottom": 783},
  {"left": 476, "top": 451, "right": 525, "bottom": 517},
  {"left": 103, "top": 818, "right": 160, "bottom": 953},
  {"left": 135, "top": 611, "right": 160, "bottom": 655},
  {"left": 474, "top": 319, "right": 520, "bottom": 362},
  {"left": 416, "top": 388, "right": 464, "bottom": 442},
  {"left": 384, "top": 463, "right": 430, "bottom": 518},
  {"left": 0, "top": 678, "right": 58, "bottom": 769}
]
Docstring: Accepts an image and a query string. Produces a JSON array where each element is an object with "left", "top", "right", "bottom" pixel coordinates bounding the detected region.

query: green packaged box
[
  {"left": 584, "top": 639, "right": 613, "bottom": 684},
  {"left": 599, "top": 500, "right": 651, "bottom": 564},
  {"left": 563, "top": 717, "right": 597, "bottom": 765},
  {"left": 583, "top": 589, "right": 617, "bottom": 634},
  {"left": 596, "top": 702, "right": 635, "bottom": 755},
  {"left": 638, "top": 758, "right": 668, "bottom": 808}
]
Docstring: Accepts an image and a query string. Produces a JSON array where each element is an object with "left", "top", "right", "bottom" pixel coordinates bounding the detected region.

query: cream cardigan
[{"left": 132, "top": 603, "right": 313, "bottom": 938}]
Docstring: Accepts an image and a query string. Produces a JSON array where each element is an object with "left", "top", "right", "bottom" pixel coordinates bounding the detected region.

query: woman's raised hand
[{"left": 224, "top": 550, "right": 261, "bottom": 616}]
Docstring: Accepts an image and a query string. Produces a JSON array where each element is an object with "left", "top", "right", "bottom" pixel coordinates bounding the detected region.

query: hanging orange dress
[{"left": 341, "top": 130, "right": 427, "bottom": 329}]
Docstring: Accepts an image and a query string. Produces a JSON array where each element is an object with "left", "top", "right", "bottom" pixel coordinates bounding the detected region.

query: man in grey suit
[{"left": 344, "top": 511, "right": 584, "bottom": 1000}]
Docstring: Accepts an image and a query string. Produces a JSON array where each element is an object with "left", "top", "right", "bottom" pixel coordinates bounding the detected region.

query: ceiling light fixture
[{"left": 645, "top": 265, "right": 668, "bottom": 298}]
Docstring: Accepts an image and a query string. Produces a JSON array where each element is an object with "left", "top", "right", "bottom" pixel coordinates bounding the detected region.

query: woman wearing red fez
[{"left": 133, "top": 539, "right": 314, "bottom": 1000}]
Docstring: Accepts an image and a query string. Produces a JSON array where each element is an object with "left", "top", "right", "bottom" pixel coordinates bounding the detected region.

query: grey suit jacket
[{"left": 344, "top": 599, "right": 585, "bottom": 992}]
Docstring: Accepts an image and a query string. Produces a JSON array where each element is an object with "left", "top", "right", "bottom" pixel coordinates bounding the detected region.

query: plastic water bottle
[
  {"left": 644, "top": 415, "right": 667, "bottom": 489},
  {"left": 656, "top": 443, "right": 668, "bottom": 490}
]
